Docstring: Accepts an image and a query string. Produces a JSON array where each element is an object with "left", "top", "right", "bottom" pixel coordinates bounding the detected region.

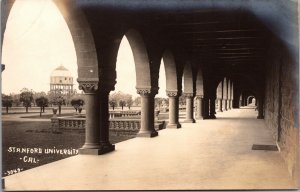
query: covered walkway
[{"left": 4, "top": 107, "right": 294, "bottom": 190}]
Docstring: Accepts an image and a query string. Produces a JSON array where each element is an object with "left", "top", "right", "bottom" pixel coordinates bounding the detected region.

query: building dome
[
  {"left": 51, "top": 65, "right": 73, "bottom": 77},
  {"left": 50, "top": 65, "right": 74, "bottom": 95}
]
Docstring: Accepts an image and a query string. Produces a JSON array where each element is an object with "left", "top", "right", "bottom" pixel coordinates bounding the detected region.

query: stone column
[
  {"left": 166, "top": 91, "right": 181, "bottom": 128},
  {"left": 209, "top": 98, "right": 216, "bottom": 119},
  {"left": 99, "top": 90, "right": 115, "bottom": 153},
  {"left": 257, "top": 99, "right": 264, "bottom": 119},
  {"left": 195, "top": 96, "right": 203, "bottom": 119},
  {"left": 184, "top": 93, "right": 195, "bottom": 123},
  {"left": 203, "top": 97, "right": 210, "bottom": 119},
  {"left": 217, "top": 99, "right": 223, "bottom": 112},
  {"left": 78, "top": 82, "right": 114, "bottom": 155},
  {"left": 137, "top": 88, "right": 158, "bottom": 137},
  {"left": 224, "top": 99, "right": 228, "bottom": 111}
]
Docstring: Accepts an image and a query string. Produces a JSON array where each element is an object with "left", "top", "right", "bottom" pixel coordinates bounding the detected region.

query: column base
[
  {"left": 166, "top": 123, "right": 181, "bottom": 128},
  {"left": 257, "top": 115, "right": 264, "bottom": 119},
  {"left": 217, "top": 109, "right": 223, "bottom": 112},
  {"left": 79, "top": 144, "right": 115, "bottom": 155},
  {"left": 209, "top": 115, "right": 216, "bottom": 119},
  {"left": 196, "top": 116, "right": 203, "bottom": 120},
  {"left": 183, "top": 119, "right": 195, "bottom": 123},
  {"left": 137, "top": 130, "right": 158, "bottom": 137}
]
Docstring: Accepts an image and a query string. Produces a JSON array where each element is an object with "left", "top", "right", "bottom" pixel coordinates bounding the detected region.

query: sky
[{"left": 2, "top": 0, "right": 167, "bottom": 98}]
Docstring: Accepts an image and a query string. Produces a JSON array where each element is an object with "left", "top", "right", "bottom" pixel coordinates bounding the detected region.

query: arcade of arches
[{"left": 1, "top": 0, "right": 299, "bottom": 189}]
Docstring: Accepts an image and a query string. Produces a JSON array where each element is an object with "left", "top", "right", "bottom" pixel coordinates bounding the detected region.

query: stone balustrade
[
  {"left": 51, "top": 115, "right": 86, "bottom": 130},
  {"left": 51, "top": 115, "right": 165, "bottom": 135},
  {"left": 109, "top": 110, "right": 141, "bottom": 119}
]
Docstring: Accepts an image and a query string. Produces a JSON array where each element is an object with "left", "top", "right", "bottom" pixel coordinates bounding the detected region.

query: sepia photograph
[{"left": 0, "top": 0, "right": 299, "bottom": 191}]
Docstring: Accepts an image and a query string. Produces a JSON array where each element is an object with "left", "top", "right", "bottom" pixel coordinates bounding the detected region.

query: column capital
[
  {"left": 166, "top": 91, "right": 179, "bottom": 97},
  {"left": 195, "top": 95, "right": 203, "bottom": 99},
  {"left": 137, "top": 87, "right": 158, "bottom": 96},
  {"left": 183, "top": 92, "right": 194, "bottom": 98},
  {"left": 78, "top": 80, "right": 99, "bottom": 94}
]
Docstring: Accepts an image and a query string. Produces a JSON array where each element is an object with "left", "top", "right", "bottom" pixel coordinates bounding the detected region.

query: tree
[
  {"left": 19, "top": 88, "right": 34, "bottom": 113},
  {"left": 33, "top": 92, "right": 47, "bottom": 107},
  {"left": 126, "top": 97, "right": 133, "bottom": 109},
  {"left": 123, "top": 94, "right": 133, "bottom": 109},
  {"left": 109, "top": 94, "right": 117, "bottom": 110},
  {"left": 119, "top": 100, "right": 126, "bottom": 110},
  {"left": 47, "top": 90, "right": 65, "bottom": 115},
  {"left": 35, "top": 96, "right": 48, "bottom": 116},
  {"left": 133, "top": 96, "right": 141, "bottom": 107},
  {"left": 179, "top": 95, "right": 186, "bottom": 106},
  {"left": 2, "top": 94, "right": 13, "bottom": 113},
  {"left": 155, "top": 97, "right": 164, "bottom": 110},
  {"left": 109, "top": 91, "right": 134, "bottom": 110},
  {"left": 11, "top": 93, "right": 21, "bottom": 107},
  {"left": 71, "top": 97, "right": 84, "bottom": 113}
]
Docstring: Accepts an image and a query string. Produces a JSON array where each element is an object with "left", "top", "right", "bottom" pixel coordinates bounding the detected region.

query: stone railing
[
  {"left": 51, "top": 115, "right": 85, "bottom": 130},
  {"left": 109, "top": 110, "right": 141, "bottom": 119},
  {"left": 51, "top": 115, "right": 165, "bottom": 136}
]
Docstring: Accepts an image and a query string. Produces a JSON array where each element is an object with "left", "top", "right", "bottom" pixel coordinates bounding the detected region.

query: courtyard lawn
[
  {"left": 2, "top": 121, "right": 134, "bottom": 177},
  {"left": 21, "top": 113, "right": 76, "bottom": 119}
]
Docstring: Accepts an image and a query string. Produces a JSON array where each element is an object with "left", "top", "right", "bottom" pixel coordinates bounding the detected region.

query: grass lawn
[
  {"left": 21, "top": 113, "right": 76, "bottom": 119},
  {"left": 2, "top": 121, "right": 134, "bottom": 177}
]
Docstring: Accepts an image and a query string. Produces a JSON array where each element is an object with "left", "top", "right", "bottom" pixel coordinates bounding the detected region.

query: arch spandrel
[
  {"left": 162, "top": 50, "right": 178, "bottom": 93},
  {"left": 53, "top": 0, "right": 99, "bottom": 85},
  {"left": 125, "top": 29, "right": 152, "bottom": 90},
  {"left": 183, "top": 62, "right": 194, "bottom": 94},
  {"left": 223, "top": 77, "right": 228, "bottom": 99},
  {"left": 196, "top": 68, "right": 204, "bottom": 96}
]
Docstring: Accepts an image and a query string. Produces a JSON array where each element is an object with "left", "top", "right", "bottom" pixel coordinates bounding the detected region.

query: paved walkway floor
[{"left": 3, "top": 107, "right": 295, "bottom": 190}]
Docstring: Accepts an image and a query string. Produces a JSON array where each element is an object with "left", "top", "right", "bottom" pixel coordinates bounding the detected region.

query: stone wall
[{"left": 264, "top": 37, "right": 299, "bottom": 186}]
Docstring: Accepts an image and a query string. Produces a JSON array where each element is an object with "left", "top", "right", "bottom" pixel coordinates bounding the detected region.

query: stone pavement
[{"left": 3, "top": 107, "right": 295, "bottom": 190}]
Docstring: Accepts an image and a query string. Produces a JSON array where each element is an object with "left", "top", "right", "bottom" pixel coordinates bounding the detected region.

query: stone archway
[
  {"left": 247, "top": 96, "right": 255, "bottom": 105},
  {"left": 124, "top": 29, "right": 158, "bottom": 137}
]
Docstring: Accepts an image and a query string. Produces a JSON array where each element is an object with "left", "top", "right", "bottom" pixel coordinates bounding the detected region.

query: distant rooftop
[{"left": 51, "top": 65, "right": 72, "bottom": 77}]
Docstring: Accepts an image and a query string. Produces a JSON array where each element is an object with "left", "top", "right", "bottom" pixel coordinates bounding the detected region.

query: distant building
[{"left": 50, "top": 65, "right": 73, "bottom": 95}]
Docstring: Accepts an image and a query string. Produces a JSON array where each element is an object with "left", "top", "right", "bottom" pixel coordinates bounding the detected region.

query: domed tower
[{"left": 50, "top": 65, "right": 73, "bottom": 95}]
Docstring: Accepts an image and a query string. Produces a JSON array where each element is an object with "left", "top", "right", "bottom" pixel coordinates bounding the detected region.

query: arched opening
[
  {"left": 247, "top": 96, "right": 256, "bottom": 106},
  {"left": 2, "top": 0, "right": 77, "bottom": 94},
  {"left": 156, "top": 58, "right": 167, "bottom": 112},
  {"left": 216, "top": 80, "right": 223, "bottom": 113},
  {"left": 109, "top": 36, "right": 137, "bottom": 111},
  {"left": 1, "top": 0, "right": 97, "bottom": 175},
  {"left": 119, "top": 29, "right": 158, "bottom": 137}
]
